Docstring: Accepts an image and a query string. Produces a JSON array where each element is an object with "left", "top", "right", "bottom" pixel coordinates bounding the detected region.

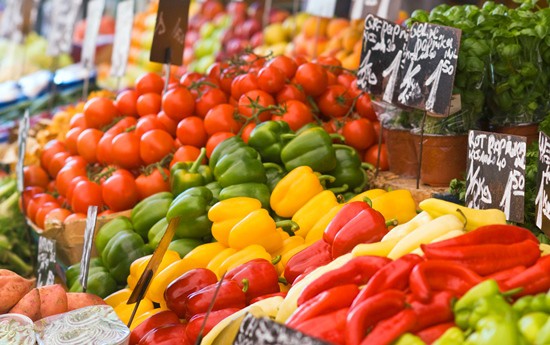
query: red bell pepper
[
  {"left": 287, "top": 284, "right": 359, "bottom": 328},
  {"left": 293, "top": 307, "right": 349, "bottom": 345},
  {"left": 297, "top": 255, "right": 391, "bottom": 306},
  {"left": 130, "top": 310, "right": 181, "bottom": 345},
  {"left": 324, "top": 201, "right": 390, "bottom": 258},
  {"left": 359, "top": 308, "right": 417, "bottom": 345},
  {"left": 249, "top": 291, "right": 287, "bottom": 304},
  {"left": 409, "top": 260, "right": 482, "bottom": 302},
  {"left": 414, "top": 322, "right": 455, "bottom": 344},
  {"left": 409, "top": 291, "right": 454, "bottom": 332},
  {"left": 345, "top": 290, "right": 407, "bottom": 345},
  {"left": 185, "top": 280, "right": 247, "bottom": 320},
  {"left": 138, "top": 323, "right": 190, "bottom": 345},
  {"left": 226, "top": 258, "right": 280, "bottom": 303},
  {"left": 284, "top": 240, "right": 332, "bottom": 285},
  {"left": 502, "top": 255, "right": 550, "bottom": 297},
  {"left": 351, "top": 254, "right": 423, "bottom": 310},
  {"left": 164, "top": 268, "right": 218, "bottom": 318},
  {"left": 185, "top": 308, "right": 240, "bottom": 344}
]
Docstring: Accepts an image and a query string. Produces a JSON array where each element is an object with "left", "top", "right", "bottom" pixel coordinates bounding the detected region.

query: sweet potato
[
  {"left": 9, "top": 288, "right": 42, "bottom": 321},
  {"left": 66, "top": 292, "right": 107, "bottom": 311},
  {"left": 37, "top": 284, "right": 68, "bottom": 318},
  {"left": 0, "top": 269, "right": 35, "bottom": 313}
]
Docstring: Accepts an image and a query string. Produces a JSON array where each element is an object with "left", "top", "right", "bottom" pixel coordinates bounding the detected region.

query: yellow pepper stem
[
  {"left": 276, "top": 220, "right": 300, "bottom": 234},
  {"left": 271, "top": 255, "right": 282, "bottom": 265}
]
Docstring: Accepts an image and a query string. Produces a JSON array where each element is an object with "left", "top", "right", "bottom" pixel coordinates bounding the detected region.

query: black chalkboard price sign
[
  {"left": 465, "top": 130, "right": 526, "bottom": 223},
  {"left": 396, "top": 22, "right": 461, "bottom": 116},
  {"left": 233, "top": 313, "right": 330, "bottom": 345},
  {"left": 536, "top": 132, "right": 550, "bottom": 236},
  {"left": 357, "top": 14, "right": 408, "bottom": 104},
  {"left": 305, "top": 0, "right": 352, "bottom": 19},
  {"left": 36, "top": 236, "right": 56, "bottom": 287},
  {"left": 149, "top": 0, "right": 191, "bottom": 65}
]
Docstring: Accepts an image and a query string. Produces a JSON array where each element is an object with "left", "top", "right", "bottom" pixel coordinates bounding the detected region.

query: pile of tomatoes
[{"left": 22, "top": 53, "right": 386, "bottom": 229}]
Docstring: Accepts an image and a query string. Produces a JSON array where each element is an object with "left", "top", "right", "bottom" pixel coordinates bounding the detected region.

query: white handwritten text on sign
[{"left": 536, "top": 132, "right": 550, "bottom": 235}]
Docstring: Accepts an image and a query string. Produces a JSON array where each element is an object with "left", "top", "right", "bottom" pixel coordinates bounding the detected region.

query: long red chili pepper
[
  {"left": 415, "top": 322, "right": 455, "bottom": 344},
  {"left": 422, "top": 224, "right": 538, "bottom": 248},
  {"left": 503, "top": 256, "right": 550, "bottom": 297},
  {"left": 293, "top": 307, "right": 349, "bottom": 345},
  {"left": 487, "top": 265, "right": 527, "bottom": 290},
  {"left": 359, "top": 308, "right": 417, "bottom": 345},
  {"left": 409, "top": 291, "right": 454, "bottom": 332}
]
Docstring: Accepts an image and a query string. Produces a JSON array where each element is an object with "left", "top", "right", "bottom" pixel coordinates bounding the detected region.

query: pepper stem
[
  {"left": 385, "top": 218, "right": 398, "bottom": 227},
  {"left": 456, "top": 208, "right": 467, "bottom": 230},
  {"left": 263, "top": 162, "right": 284, "bottom": 173},
  {"left": 332, "top": 144, "right": 356, "bottom": 152},
  {"left": 271, "top": 255, "right": 282, "bottom": 265},
  {"left": 278, "top": 277, "right": 288, "bottom": 285},
  {"left": 361, "top": 162, "right": 375, "bottom": 171},
  {"left": 328, "top": 184, "right": 349, "bottom": 194},
  {"left": 275, "top": 220, "right": 300, "bottom": 232},
  {"left": 280, "top": 133, "right": 297, "bottom": 141},
  {"left": 329, "top": 133, "right": 346, "bottom": 142},
  {"left": 241, "top": 278, "right": 249, "bottom": 293},
  {"left": 353, "top": 169, "right": 369, "bottom": 194},
  {"left": 318, "top": 174, "right": 336, "bottom": 183},
  {"left": 189, "top": 147, "right": 206, "bottom": 174},
  {"left": 363, "top": 197, "right": 372, "bottom": 207},
  {"left": 502, "top": 287, "right": 523, "bottom": 297}
]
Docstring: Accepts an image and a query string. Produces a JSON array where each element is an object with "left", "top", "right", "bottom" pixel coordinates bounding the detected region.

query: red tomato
[
  {"left": 115, "top": 89, "right": 139, "bottom": 117},
  {"left": 342, "top": 118, "right": 376, "bottom": 150},
  {"left": 294, "top": 62, "right": 328, "bottom": 97},
  {"left": 272, "top": 100, "right": 314, "bottom": 131},
  {"left": 135, "top": 168, "right": 171, "bottom": 200},
  {"left": 64, "top": 213, "right": 86, "bottom": 223},
  {"left": 355, "top": 93, "right": 377, "bottom": 121},
  {"left": 66, "top": 176, "right": 89, "bottom": 205},
  {"left": 267, "top": 55, "right": 297, "bottom": 79},
  {"left": 35, "top": 201, "right": 61, "bottom": 229},
  {"left": 27, "top": 193, "right": 57, "bottom": 223},
  {"left": 257, "top": 65, "right": 286, "bottom": 94},
  {"left": 176, "top": 117, "right": 208, "bottom": 148},
  {"left": 44, "top": 208, "right": 72, "bottom": 224},
  {"left": 195, "top": 88, "right": 228, "bottom": 118},
  {"left": 137, "top": 93, "right": 162, "bottom": 117},
  {"left": 71, "top": 180, "right": 104, "bottom": 214},
  {"left": 326, "top": 71, "right": 338, "bottom": 86},
  {"left": 63, "top": 155, "right": 87, "bottom": 169},
  {"left": 102, "top": 172, "right": 139, "bottom": 211},
  {"left": 65, "top": 127, "right": 84, "bottom": 155},
  {"left": 136, "top": 115, "right": 165, "bottom": 138},
  {"left": 204, "top": 104, "right": 241, "bottom": 136},
  {"left": 230, "top": 73, "right": 258, "bottom": 100},
  {"left": 206, "top": 132, "right": 235, "bottom": 158},
  {"left": 40, "top": 140, "right": 65, "bottom": 172},
  {"left": 206, "top": 61, "right": 229, "bottom": 82},
  {"left": 364, "top": 143, "right": 389, "bottom": 171},
  {"left": 337, "top": 73, "right": 356, "bottom": 88},
  {"left": 317, "top": 85, "right": 353, "bottom": 118},
  {"left": 24, "top": 165, "right": 49, "bottom": 189},
  {"left": 317, "top": 56, "right": 343, "bottom": 75},
  {"left": 111, "top": 132, "right": 142, "bottom": 169},
  {"left": 157, "top": 111, "right": 178, "bottom": 136},
  {"left": 241, "top": 122, "right": 256, "bottom": 143},
  {"left": 84, "top": 97, "right": 118, "bottom": 129},
  {"left": 238, "top": 90, "right": 275, "bottom": 122},
  {"left": 69, "top": 113, "right": 87, "bottom": 128},
  {"left": 20, "top": 186, "right": 44, "bottom": 212},
  {"left": 276, "top": 84, "right": 306, "bottom": 104},
  {"left": 136, "top": 72, "right": 164, "bottom": 95},
  {"left": 47, "top": 151, "right": 71, "bottom": 178},
  {"left": 140, "top": 129, "right": 175, "bottom": 165},
  {"left": 96, "top": 133, "right": 115, "bottom": 165},
  {"left": 77, "top": 128, "right": 103, "bottom": 164},
  {"left": 180, "top": 72, "right": 203, "bottom": 88},
  {"left": 170, "top": 146, "right": 202, "bottom": 168},
  {"left": 162, "top": 87, "right": 195, "bottom": 121}
]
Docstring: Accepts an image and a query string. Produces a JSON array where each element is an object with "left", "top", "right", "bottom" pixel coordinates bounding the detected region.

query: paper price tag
[
  {"left": 0, "top": 0, "right": 37, "bottom": 43},
  {"left": 16, "top": 110, "right": 30, "bottom": 193},
  {"left": 536, "top": 131, "right": 550, "bottom": 235},
  {"left": 47, "top": 0, "right": 83, "bottom": 57},
  {"left": 305, "top": 0, "right": 352, "bottom": 19},
  {"left": 79, "top": 206, "right": 98, "bottom": 292},
  {"left": 36, "top": 236, "right": 56, "bottom": 287},
  {"left": 149, "top": 0, "right": 191, "bottom": 65},
  {"left": 466, "top": 130, "right": 526, "bottom": 223},
  {"left": 110, "top": 0, "right": 134, "bottom": 78},
  {"left": 81, "top": 0, "right": 105, "bottom": 69},
  {"left": 350, "top": 0, "right": 402, "bottom": 21}
]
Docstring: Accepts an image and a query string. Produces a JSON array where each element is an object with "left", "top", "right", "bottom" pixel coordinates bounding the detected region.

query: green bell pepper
[
  {"left": 280, "top": 127, "right": 339, "bottom": 173},
  {"left": 213, "top": 146, "right": 266, "bottom": 188},
  {"left": 432, "top": 327, "right": 465, "bottom": 345},
  {"left": 219, "top": 182, "right": 271, "bottom": 209},
  {"left": 209, "top": 136, "right": 246, "bottom": 170},
  {"left": 65, "top": 257, "right": 103, "bottom": 288},
  {"left": 518, "top": 312, "right": 549, "bottom": 344},
  {"left": 536, "top": 317, "right": 550, "bottom": 345},
  {"left": 464, "top": 314, "right": 524, "bottom": 345},
  {"left": 168, "top": 238, "right": 203, "bottom": 258},
  {"left": 248, "top": 120, "right": 293, "bottom": 164},
  {"left": 326, "top": 144, "right": 368, "bottom": 193},
  {"left": 455, "top": 279, "right": 501, "bottom": 314},
  {"left": 130, "top": 192, "right": 174, "bottom": 240},
  {"left": 95, "top": 216, "right": 133, "bottom": 254},
  {"left": 170, "top": 147, "right": 213, "bottom": 196},
  {"left": 458, "top": 294, "right": 514, "bottom": 331},
  {"left": 69, "top": 265, "right": 118, "bottom": 298},
  {"left": 394, "top": 333, "right": 427, "bottom": 345},
  {"left": 101, "top": 229, "right": 152, "bottom": 284},
  {"left": 205, "top": 181, "right": 222, "bottom": 204},
  {"left": 264, "top": 163, "right": 285, "bottom": 192},
  {"left": 166, "top": 186, "right": 213, "bottom": 239},
  {"left": 514, "top": 292, "right": 550, "bottom": 316}
]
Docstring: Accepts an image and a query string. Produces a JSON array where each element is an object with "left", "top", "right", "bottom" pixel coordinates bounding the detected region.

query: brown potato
[
  {"left": 37, "top": 284, "right": 67, "bottom": 318},
  {"left": 66, "top": 292, "right": 106, "bottom": 311},
  {"left": 0, "top": 269, "right": 35, "bottom": 313},
  {"left": 9, "top": 288, "right": 41, "bottom": 321}
]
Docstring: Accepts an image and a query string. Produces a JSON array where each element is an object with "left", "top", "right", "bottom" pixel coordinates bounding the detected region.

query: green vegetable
[
  {"left": 95, "top": 216, "right": 133, "bottom": 254},
  {"left": 280, "top": 127, "right": 338, "bottom": 173},
  {"left": 213, "top": 146, "right": 266, "bottom": 188},
  {"left": 130, "top": 192, "right": 174, "bottom": 240},
  {"left": 166, "top": 187, "right": 213, "bottom": 239},
  {"left": 168, "top": 238, "right": 203, "bottom": 258},
  {"left": 219, "top": 183, "right": 271, "bottom": 209},
  {"left": 170, "top": 147, "right": 213, "bottom": 196},
  {"left": 247, "top": 120, "right": 293, "bottom": 164},
  {"left": 101, "top": 230, "right": 152, "bottom": 284}
]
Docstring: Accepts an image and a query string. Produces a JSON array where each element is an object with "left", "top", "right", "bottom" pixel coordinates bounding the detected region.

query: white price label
[
  {"left": 47, "top": 0, "right": 82, "bottom": 57},
  {"left": 81, "top": 0, "right": 105, "bottom": 69},
  {"left": 16, "top": 110, "right": 30, "bottom": 193},
  {"left": 110, "top": 0, "right": 134, "bottom": 78},
  {"left": 79, "top": 206, "right": 98, "bottom": 291},
  {"left": 305, "top": 0, "right": 337, "bottom": 18}
]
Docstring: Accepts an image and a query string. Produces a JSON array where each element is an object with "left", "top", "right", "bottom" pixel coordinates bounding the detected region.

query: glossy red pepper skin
[
  {"left": 345, "top": 290, "right": 407, "bottom": 345},
  {"left": 226, "top": 258, "right": 280, "bottom": 303},
  {"left": 409, "top": 291, "right": 454, "bottom": 332},
  {"left": 284, "top": 240, "right": 332, "bottom": 284},
  {"left": 185, "top": 308, "right": 240, "bottom": 344},
  {"left": 164, "top": 268, "right": 218, "bottom": 318},
  {"left": 287, "top": 284, "right": 359, "bottom": 328},
  {"left": 138, "top": 323, "right": 190, "bottom": 345},
  {"left": 424, "top": 224, "right": 538, "bottom": 248},
  {"left": 185, "top": 280, "right": 247, "bottom": 320},
  {"left": 414, "top": 322, "right": 455, "bottom": 344},
  {"left": 503, "top": 256, "right": 550, "bottom": 297},
  {"left": 409, "top": 260, "right": 482, "bottom": 302},
  {"left": 351, "top": 254, "right": 423, "bottom": 310},
  {"left": 297, "top": 255, "right": 391, "bottom": 306},
  {"left": 360, "top": 308, "right": 417, "bottom": 345},
  {"left": 130, "top": 310, "right": 181, "bottom": 345},
  {"left": 487, "top": 265, "right": 527, "bottom": 289},
  {"left": 249, "top": 291, "right": 287, "bottom": 304},
  {"left": 293, "top": 307, "right": 349, "bottom": 345},
  {"left": 324, "top": 201, "right": 388, "bottom": 258}
]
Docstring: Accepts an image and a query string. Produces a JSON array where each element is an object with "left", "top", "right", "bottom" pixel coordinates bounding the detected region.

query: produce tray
[{"left": 373, "top": 171, "right": 449, "bottom": 207}]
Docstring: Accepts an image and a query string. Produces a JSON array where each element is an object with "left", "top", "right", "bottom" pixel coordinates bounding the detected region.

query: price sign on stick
[
  {"left": 36, "top": 236, "right": 56, "bottom": 287},
  {"left": 47, "top": 0, "right": 83, "bottom": 57},
  {"left": 149, "top": 0, "right": 191, "bottom": 65},
  {"left": 110, "top": 0, "right": 135, "bottom": 79},
  {"left": 357, "top": 14, "right": 408, "bottom": 104},
  {"left": 536, "top": 132, "right": 550, "bottom": 236},
  {"left": 466, "top": 130, "right": 526, "bottom": 223},
  {"left": 305, "top": 0, "right": 352, "bottom": 19},
  {"left": 79, "top": 206, "right": 98, "bottom": 292},
  {"left": 0, "top": 0, "right": 37, "bottom": 43},
  {"left": 350, "top": 0, "right": 402, "bottom": 21},
  {"left": 81, "top": 0, "right": 105, "bottom": 70},
  {"left": 16, "top": 110, "right": 30, "bottom": 193},
  {"left": 397, "top": 23, "right": 461, "bottom": 117}
]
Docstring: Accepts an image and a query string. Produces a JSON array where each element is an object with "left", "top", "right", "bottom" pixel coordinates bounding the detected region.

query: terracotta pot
[
  {"left": 383, "top": 127, "right": 418, "bottom": 178},
  {"left": 494, "top": 122, "right": 539, "bottom": 146},
  {"left": 411, "top": 132, "right": 468, "bottom": 187}
]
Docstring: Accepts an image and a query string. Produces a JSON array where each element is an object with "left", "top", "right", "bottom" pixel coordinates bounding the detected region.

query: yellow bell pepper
[
  {"left": 130, "top": 307, "right": 169, "bottom": 331},
  {"left": 104, "top": 288, "right": 133, "bottom": 308},
  {"left": 305, "top": 204, "right": 345, "bottom": 243},
  {"left": 419, "top": 198, "right": 507, "bottom": 231},
  {"left": 387, "top": 214, "right": 465, "bottom": 259},
  {"left": 208, "top": 197, "right": 263, "bottom": 246},
  {"left": 146, "top": 257, "right": 201, "bottom": 303},
  {"left": 217, "top": 244, "right": 272, "bottom": 276},
  {"left": 371, "top": 189, "right": 417, "bottom": 224},
  {"left": 127, "top": 250, "right": 181, "bottom": 290},
  {"left": 352, "top": 238, "right": 400, "bottom": 257},
  {"left": 273, "top": 236, "right": 305, "bottom": 274},
  {"left": 348, "top": 188, "right": 387, "bottom": 203},
  {"left": 292, "top": 190, "right": 339, "bottom": 238},
  {"left": 270, "top": 166, "right": 326, "bottom": 218},
  {"left": 228, "top": 209, "right": 288, "bottom": 253},
  {"left": 184, "top": 242, "right": 228, "bottom": 267},
  {"left": 277, "top": 228, "right": 290, "bottom": 241},
  {"left": 540, "top": 243, "right": 550, "bottom": 256},
  {"left": 207, "top": 247, "right": 238, "bottom": 278},
  {"left": 114, "top": 297, "right": 154, "bottom": 326}
]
